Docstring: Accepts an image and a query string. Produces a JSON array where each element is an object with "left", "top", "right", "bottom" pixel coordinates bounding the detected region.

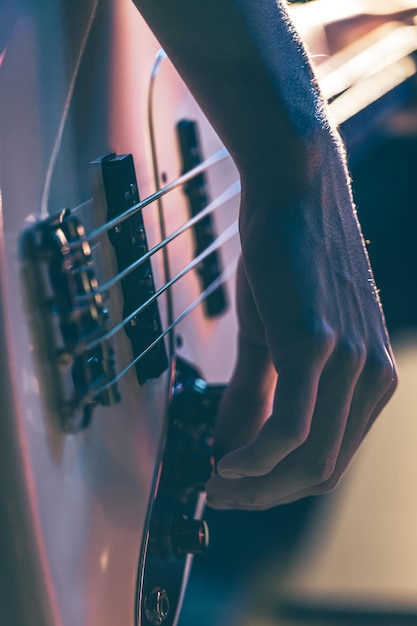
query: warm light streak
[
  {"left": 100, "top": 549, "right": 110, "bottom": 573},
  {"left": 320, "top": 25, "right": 417, "bottom": 100},
  {"left": 329, "top": 56, "right": 417, "bottom": 126},
  {"left": 0, "top": 48, "right": 7, "bottom": 69}
]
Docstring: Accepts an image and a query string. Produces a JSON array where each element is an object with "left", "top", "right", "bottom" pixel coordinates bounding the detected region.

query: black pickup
[
  {"left": 95, "top": 153, "right": 168, "bottom": 385},
  {"left": 177, "top": 120, "right": 228, "bottom": 317}
]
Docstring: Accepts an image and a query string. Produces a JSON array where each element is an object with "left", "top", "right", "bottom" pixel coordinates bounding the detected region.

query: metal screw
[
  {"left": 56, "top": 351, "right": 72, "bottom": 371},
  {"left": 144, "top": 587, "right": 170, "bottom": 626}
]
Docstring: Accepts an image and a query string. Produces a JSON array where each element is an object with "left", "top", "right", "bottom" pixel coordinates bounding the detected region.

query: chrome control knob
[
  {"left": 144, "top": 587, "right": 170, "bottom": 626},
  {"left": 171, "top": 518, "right": 209, "bottom": 557}
]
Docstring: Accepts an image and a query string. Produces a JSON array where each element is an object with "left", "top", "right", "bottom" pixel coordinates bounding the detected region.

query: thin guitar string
[
  {"left": 76, "top": 179, "right": 241, "bottom": 299},
  {"left": 90, "top": 258, "right": 238, "bottom": 397},
  {"left": 82, "top": 218, "right": 239, "bottom": 352},
  {"left": 40, "top": 0, "right": 99, "bottom": 219},
  {"left": 148, "top": 49, "right": 176, "bottom": 357}
]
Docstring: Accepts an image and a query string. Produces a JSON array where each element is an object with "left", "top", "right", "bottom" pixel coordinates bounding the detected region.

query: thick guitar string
[
  {"left": 82, "top": 219, "right": 239, "bottom": 353},
  {"left": 90, "top": 258, "right": 238, "bottom": 397},
  {"left": 40, "top": 0, "right": 99, "bottom": 219},
  {"left": 148, "top": 48, "right": 175, "bottom": 354},
  {"left": 77, "top": 180, "right": 241, "bottom": 299}
]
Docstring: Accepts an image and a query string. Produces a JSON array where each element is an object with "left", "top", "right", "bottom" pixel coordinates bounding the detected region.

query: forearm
[
  {"left": 133, "top": 0, "right": 345, "bottom": 199},
  {"left": 132, "top": 0, "right": 397, "bottom": 510}
]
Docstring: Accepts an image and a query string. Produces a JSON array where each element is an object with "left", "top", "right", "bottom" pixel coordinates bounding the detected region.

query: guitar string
[
  {"left": 81, "top": 219, "right": 239, "bottom": 352},
  {"left": 40, "top": 0, "right": 99, "bottom": 219},
  {"left": 148, "top": 48, "right": 175, "bottom": 355},
  {"left": 76, "top": 180, "right": 241, "bottom": 299},
  {"left": 66, "top": 147, "right": 230, "bottom": 249},
  {"left": 90, "top": 258, "right": 238, "bottom": 398}
]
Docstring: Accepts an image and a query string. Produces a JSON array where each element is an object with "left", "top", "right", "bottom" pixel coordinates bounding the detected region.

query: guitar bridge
[{"left": 20, "top": 208, "right": 120, "bottom": 432}]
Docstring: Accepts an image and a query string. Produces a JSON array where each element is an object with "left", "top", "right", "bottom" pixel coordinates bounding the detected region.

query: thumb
[{"left": 214, "top": 334, "right": 277, "bottom": 468}]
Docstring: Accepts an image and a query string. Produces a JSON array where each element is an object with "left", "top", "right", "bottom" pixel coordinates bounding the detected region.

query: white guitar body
[
  {"left": 0, "top": 3, "right": 239, "bottom": 625},
  {"left": 2, "top": 2, "right": 417, "bottom": 625}
]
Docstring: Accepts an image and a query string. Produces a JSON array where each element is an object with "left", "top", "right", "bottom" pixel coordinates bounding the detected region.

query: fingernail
[
  {"left": 217, "top": 468, "right": 244, "bottom": 479},
  {"left": 207, "top": 496, "right": 237, "bottom": 509}
]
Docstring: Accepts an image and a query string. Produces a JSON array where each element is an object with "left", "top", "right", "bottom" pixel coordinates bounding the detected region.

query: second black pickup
[{"left": 177, "top": 120, "right": 228, "bottom": 318}]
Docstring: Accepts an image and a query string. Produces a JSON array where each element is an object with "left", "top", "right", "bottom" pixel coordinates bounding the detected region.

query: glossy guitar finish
[
  {"left": 0, "top": 2, "right": 240, "bottom": 625},
  {"left": 1, "top": 2, "right": 417, "bottom": 626}
]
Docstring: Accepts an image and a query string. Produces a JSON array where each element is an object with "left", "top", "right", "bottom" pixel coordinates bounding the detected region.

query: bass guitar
[{"left": 0, "top": 2, "right": 416, "bottom": 626}]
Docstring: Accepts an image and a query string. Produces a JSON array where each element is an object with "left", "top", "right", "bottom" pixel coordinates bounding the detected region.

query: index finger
[{"left": 216, "top": 357, "right": 324, "bottom": 479}]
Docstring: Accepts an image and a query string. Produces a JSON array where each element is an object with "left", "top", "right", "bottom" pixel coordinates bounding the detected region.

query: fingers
[
  {"left": 208, "top": 347, "right": 356, "bottom": 506},
  {"left": 213, "top": 257, "right": 277, "bottom": 458},
  {"left": 216, "top": 359, "right": 323, "bottom": 479},
  {"left": 222, "top": 370, "right": 396, "bottom": 510},
  {"left": 216, "top": 323, "right": 337, "bottom": 479},
  {"left": 306, "top": 344, "right": 397, "bottom": 495},
  {"left": 214, "top": 334, "right": 277, "bottom": 458},
  {"left": 207, "top": 344, "right": 397, "bottom": 510}
]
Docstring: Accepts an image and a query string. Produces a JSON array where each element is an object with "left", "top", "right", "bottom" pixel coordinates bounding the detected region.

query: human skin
[{"left": 132, "top": 0, "right": 397, "bottom": 509}]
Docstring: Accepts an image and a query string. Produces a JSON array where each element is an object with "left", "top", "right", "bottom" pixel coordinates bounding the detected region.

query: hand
[
  {"left": 132, "top": 0, "right": 398, "bottom": 510},
  {"left": 206, "top": 138, "right": 397, "bottom": 511}
]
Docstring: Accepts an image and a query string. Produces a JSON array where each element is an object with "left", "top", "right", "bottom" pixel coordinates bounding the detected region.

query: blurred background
[{"left": 180, "top": 1, "right": 417, "bottom": 625}]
